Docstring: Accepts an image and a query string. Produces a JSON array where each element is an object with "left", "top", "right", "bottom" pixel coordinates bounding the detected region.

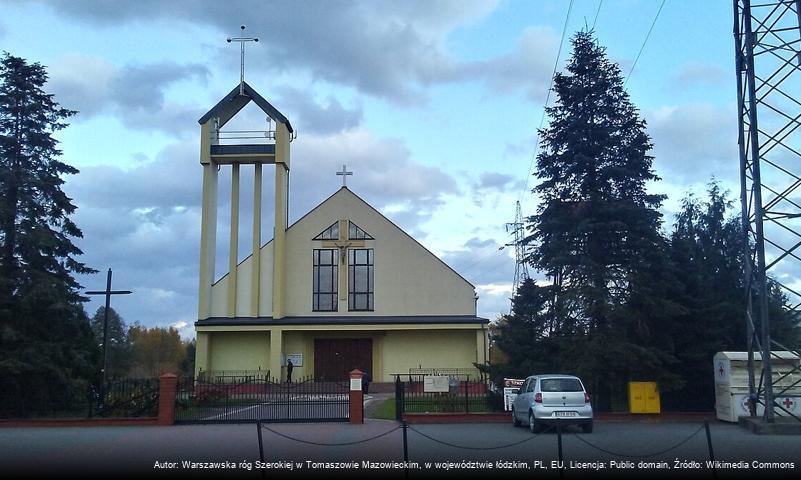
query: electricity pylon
[{"left": 733, "top": 0, "right": 801, "bottom": 423}]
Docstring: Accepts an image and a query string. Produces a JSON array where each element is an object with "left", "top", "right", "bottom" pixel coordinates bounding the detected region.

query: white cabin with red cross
[{"left": 714, "top": 351, "right": 801, "bottom": 422}]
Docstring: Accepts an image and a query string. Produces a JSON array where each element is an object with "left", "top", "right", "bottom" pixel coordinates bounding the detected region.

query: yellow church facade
[{"left": 193, "top": 81, "right": 488, "bottom": 385}]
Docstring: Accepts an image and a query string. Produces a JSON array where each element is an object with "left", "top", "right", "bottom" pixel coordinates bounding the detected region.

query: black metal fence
[
  {"left": 176, "top": 372, "right": 350, "bottom": 424},
  {"left": 408, "top": 368, "right": 484, "bottom": 378},
  {"left": 0, "top": 377, "right": 159, "bottom": 419},
  {"left": 394, "top": 374, "right": 503, "bottom": 419},
  {"left": 90, "top": 378, "right": 160, "bottom": 418}
]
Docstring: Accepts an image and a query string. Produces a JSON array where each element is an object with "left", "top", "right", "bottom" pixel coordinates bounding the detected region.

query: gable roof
[
  {"left": 198, "top": 81, "right": 294, "bottom": 132},
  {"left": 288, "top": 187, "right": 476, "bottom": 289}
]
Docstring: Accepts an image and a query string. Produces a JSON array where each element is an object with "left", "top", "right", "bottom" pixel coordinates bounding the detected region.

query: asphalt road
[{"left": 1, "top": 420, "right": 799, "bottom": 479}]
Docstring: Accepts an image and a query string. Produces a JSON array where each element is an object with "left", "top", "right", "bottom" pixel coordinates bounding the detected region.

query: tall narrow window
[
  {"left": 313, "top": 249, "right": 338, "bottom": 311},
  {"left": 348, "top": 249, "right": 374, "bottom": 311}
]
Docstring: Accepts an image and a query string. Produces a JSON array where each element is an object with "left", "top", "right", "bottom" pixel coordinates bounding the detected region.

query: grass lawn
[
  {"left": 403, "top": 394, "right": 497, "bottom": 413},
  {"left": 368, "top": 398, "right": 396, "bottom": 420}
]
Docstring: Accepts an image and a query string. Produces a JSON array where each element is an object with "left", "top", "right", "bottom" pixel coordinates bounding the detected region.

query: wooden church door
[{"left": 314, "top": 338, "right": 372, "bottom": 381}]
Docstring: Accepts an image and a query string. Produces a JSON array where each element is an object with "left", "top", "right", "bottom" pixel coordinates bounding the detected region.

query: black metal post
[
  {"left": 557, "top": 423, "right": 564, "bottom": 480},
  {"left": 395, "top": 376, "right": 402, "bottom": 421},
  {"left": 402, "top": 420, "right": 409, "bottom": 480},
  {"left": 464, "top": 380, "right": 469, "bottom": 414},
  {"left": 101, "top": 269, "right": 112, "bottom": 402},
  {"left": 257, "top": 421, "right": 266, "bottom": 480},
  {"left": 705, "top": 421, "right": 717, "bottom": 480}
]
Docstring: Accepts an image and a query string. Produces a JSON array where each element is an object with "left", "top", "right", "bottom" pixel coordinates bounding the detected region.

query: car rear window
[{"left": 540, "top": 378, "right": 583, "bottom": 392}]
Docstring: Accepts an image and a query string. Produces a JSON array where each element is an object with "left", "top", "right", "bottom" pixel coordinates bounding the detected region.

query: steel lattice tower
[
  {"left": 734, "top": 0, "right": 801, "bottom": 422},
  {"left": 506, "top": 201, "right": 530, "bottom": 309}
]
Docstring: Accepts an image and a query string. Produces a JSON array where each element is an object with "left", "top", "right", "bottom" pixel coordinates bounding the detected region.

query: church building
[{"left": 193, "top": 80, "right": 489, "bottom": 387}]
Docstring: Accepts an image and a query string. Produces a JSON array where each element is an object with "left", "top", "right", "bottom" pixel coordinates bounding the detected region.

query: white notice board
[
  {"left": 281, "top": 353, "right": 303, "bottom": 367},
  {"left": 424, "top": 375, "right": 449, "bottom": 393}
]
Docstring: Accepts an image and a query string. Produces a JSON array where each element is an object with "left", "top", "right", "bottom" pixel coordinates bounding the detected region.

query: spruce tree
[
  {"left": 521, "top": 32, "right": 669, "bottom": 408},
  {"left": 665, "top": 183, "right": 801, "bottom": 409},
  {"left": 490, "top": 278, "right": 562, "bottom": 380},
  {"left": 525, "top": 31, "right": 665, "bottom": 331},
  {"left": 0, "top": 53, "right": 97, "bottom": 416}
]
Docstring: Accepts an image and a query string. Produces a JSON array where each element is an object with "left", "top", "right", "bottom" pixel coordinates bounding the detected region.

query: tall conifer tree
[
  {"left": 525, "top": 31, "right": 665, "bottom": 331},
  {"left": 0, "top": 53, "right": 97, "bottom": 416}
]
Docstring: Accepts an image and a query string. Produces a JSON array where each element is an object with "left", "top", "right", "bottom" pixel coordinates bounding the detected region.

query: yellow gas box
[{"left": 628, "top": 382, "right": 661, "bottom": 413}]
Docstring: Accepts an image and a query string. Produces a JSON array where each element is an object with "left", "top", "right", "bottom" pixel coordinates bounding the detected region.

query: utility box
[
  {"left": 714, "top": 351, "right": 801, "bottom": 422},
  {"left": 628, "top": 382, "right": 661, "bottom": 413}
]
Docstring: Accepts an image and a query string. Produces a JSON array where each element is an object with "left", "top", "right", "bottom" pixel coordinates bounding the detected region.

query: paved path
[{"left": 1, "top": 420, "right": 799, "bottom": 478}]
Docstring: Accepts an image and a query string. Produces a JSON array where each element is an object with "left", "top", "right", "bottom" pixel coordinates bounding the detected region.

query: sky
[{"left": 0, "top": 0, "right": 742, "bottom": 338}]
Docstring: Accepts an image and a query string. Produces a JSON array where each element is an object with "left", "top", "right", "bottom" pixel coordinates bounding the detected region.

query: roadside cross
[{"left": 86, "top": 268, "right": 132, "bottom": 396}]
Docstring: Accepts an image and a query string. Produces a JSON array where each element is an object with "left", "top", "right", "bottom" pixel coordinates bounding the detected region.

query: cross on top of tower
[
  {"left": 336, "top": 164, "right": 353, "bottom": 187},
  {"left": 227, "top": 25, "right": 259, "bottom": 95}
]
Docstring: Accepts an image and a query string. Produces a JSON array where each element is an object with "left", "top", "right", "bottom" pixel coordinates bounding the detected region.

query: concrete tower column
[
  {"left": 272, "top": 123, "right": 291, "bottom": 319},
  {"left": 198, "top": 121, "right": 218, "bottom": 320},
  {"left": 227, "top": 163, "right": 240, "bottom": 317},
  {"left": 250, "top": 163, "right": 262, "bottom": 317}
]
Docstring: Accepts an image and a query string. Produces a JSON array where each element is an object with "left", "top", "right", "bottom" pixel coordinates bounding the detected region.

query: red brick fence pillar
[
  {"left": 158, "top": 373, "right": 179, "bottom": 426},
  {"left": 349, "top": 369, "right": 364, "bottom": 424}
]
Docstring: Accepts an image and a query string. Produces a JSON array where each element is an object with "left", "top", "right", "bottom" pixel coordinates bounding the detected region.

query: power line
[
  {"left": 623, "top": 0, "right": 667, "bottom": 88},
  {"left": 519, "top": 0, "right": 575, "bottom": 204},
  {"left": 592, "top": 0, "right": 603, "bottom": 30},
  {"left": 454, "top": 244, "right": 504, "bottom": 277}
]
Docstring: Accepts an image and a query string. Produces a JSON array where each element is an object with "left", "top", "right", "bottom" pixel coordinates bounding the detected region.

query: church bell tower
[{"left": 196, "top": 33, "right": 294, "bottom": 321}]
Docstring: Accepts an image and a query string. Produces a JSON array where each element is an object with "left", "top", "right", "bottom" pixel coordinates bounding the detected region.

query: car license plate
[{"left": 555, "top": 411, "right": 577, "bottom": 417}]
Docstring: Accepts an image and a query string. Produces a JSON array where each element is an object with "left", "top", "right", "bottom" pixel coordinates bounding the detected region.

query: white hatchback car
[{"left": 511, "top": 374, "right": 593, "bottom": 433}]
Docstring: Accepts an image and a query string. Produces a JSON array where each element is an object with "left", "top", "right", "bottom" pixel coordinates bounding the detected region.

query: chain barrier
[
  {"left": 406, "top": 424, "right": 555, "bottom": 451},
  {"left": 259, "top": 422, "right": 401, "bottom": 447},
  {"left": 569, "top": 424, "right": 706, "bottom": 459}
]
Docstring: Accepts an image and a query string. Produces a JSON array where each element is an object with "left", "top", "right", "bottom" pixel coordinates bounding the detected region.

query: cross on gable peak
[{"left": 336, "top": 164, "right": 353, "bottom": 187}]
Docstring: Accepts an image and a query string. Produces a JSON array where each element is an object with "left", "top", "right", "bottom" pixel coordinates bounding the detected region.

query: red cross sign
[{"left": 782, "top": 397, "right": 795, "bottom": 410}]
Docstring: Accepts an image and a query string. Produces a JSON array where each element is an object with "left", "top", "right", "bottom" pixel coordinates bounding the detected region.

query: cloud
[
  {"left": 672, "top": 62, "right": 726, "bottom": 89},
  {"left": 47, "top": 54, "right": 209, "bottom": 135},
  {"left": 461, "top": 26, "right": 559, "bottom": 101},
  {"left": 46, "top": 54, "right": 116, "bottom": 116},
  {"left": 290, "top": 128, "right": 459, "bottom": 232},
  {"left": 440, "top": 240, "right": 514, "bottom": 287},
  {"left": 68, "top": 142, "right": 201, "bottom": 211},
  {"left": 504, "top": 133, "right": 539, "bottom": 159},
  {"left": 645, "top": 103, "right": 738, "bottom": 182},
  {"left": 464, "top": 237, "right": 496, "bottom": 249},
  {"left": 36, "top": 1, "right": 558, "bottom": 106},
  {"left": 476, "top": 172, "right": 525, "bottom": 192},
  {"left": 40, "top": 0, "right": 500, "bottom": 104},
  {"left": 476, "top": 282, "right": 513, "bottom": 321},
  {"left": 274, "top": 86, "right": 363, "bottom": 135},
  {"left": 114, "top": 63, "right": 209, "bottom": 111}
]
